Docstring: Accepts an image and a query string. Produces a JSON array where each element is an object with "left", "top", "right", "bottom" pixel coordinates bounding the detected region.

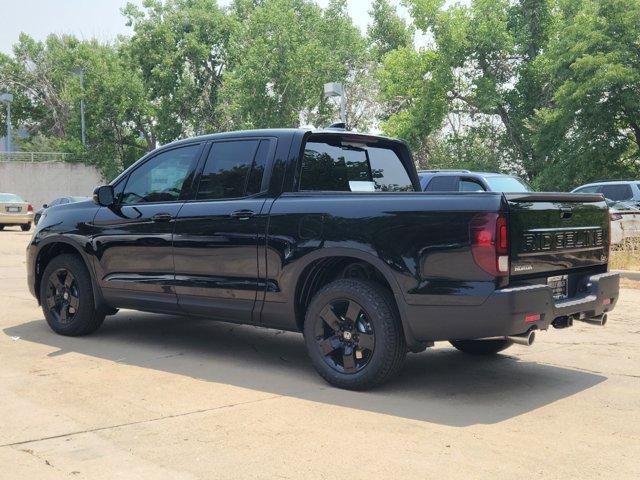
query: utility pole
[
  {"left": 75, "top": 68, "right": 86, "bottom": 146},
  {"left": 0, "top": 93, "right": 13, "bottom": 154}
]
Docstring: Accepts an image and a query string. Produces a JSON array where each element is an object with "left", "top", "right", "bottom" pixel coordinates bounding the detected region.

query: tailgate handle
[{"left": 560, "top": 208, "right": 572, "bottom": 220}]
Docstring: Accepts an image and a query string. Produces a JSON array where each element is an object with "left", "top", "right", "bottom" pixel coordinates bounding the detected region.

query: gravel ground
[{"left": 1, "top": 228, "right": 639, "bottom": 479}]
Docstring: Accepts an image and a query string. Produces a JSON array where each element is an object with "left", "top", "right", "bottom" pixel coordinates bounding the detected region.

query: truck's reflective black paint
[{"left": 27, "top": 128, "right": 618, "bottom": 349}]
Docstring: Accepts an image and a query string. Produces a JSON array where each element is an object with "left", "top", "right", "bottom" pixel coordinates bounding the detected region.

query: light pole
[
  {"left": 323, "top": 82, "right": 346, "bottom": 125},
  {"left": 0, "top": 93, "right": 13, "bottom": 154},
  {"left": 75, "top": 68, "right": 86, "bottom": 146}
]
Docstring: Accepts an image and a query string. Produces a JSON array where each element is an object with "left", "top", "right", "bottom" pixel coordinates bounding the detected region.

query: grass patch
[{"left": 610, "top": 238, "right": 640, "bottom": 271}]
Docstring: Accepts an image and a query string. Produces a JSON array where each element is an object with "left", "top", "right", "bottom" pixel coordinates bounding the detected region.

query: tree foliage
[{"left": 0, "top": 0, "right": 638, "bottom": 189}]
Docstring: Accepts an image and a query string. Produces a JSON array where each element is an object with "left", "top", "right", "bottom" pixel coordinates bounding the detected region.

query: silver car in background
[
  {"left": 571, "top": 181, "right": 640, "bottom": 245},
  {"left": 0, "top": 193, "right": 34, "bottom": 231}
]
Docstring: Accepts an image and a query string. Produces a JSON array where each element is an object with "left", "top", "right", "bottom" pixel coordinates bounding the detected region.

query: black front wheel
[
  {"left": 40, "top": 254, "right": 105, "bottom": 336},
  {"left": 450, "top": 338, "right": 513, "bottom": 355},
  {"left": 304, "top": 279, "right": 406, "bottom": 390},
  {"left": 21, "top": 223, "right": 31, "bottom": 231}
]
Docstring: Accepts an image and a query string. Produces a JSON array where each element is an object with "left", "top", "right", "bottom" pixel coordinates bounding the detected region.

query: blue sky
[{"left": 0, "top": 0, "right": 402, "bottom": 54}]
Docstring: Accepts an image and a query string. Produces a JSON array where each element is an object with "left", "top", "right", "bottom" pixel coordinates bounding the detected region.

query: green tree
[
  {"left": 532, "top": 0, "right": 640, "bottom": 190},
  {"left": 219, "top": 0, "right": 366, "bottom": 129},
  {"left": 122, "top": 0, "right": 235, "bottom": 142}
]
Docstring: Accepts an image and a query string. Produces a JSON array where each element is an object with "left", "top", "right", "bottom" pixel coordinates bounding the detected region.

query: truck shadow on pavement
[{"left": 4, "top": 312, "right": 606, "bottom": 427}]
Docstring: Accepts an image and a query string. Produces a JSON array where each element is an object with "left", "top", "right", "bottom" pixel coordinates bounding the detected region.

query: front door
[
  {"left": 91, "top": 143, "right": 202, "bottom": 313},
  {"left": 173, "top": 138, "right": 274, "bottom": 323}
]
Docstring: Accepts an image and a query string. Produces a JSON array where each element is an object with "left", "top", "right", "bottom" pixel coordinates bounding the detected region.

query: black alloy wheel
[
  {"left": 304, "top": 279, "right": 406, "bottom": 390},
  {"left": 45, "top": 268, "right": 80, "bottom": 324},
  {"left": 40, "top": 254, "right": 105, "bottom": 336},
  {"left": 315, "top": 299, "right": 375, "bottom": 374}
]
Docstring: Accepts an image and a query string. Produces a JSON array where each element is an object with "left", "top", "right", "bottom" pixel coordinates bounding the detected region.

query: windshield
[
  {"left": 0, "top": 193, "right": 25, "bottom": 203},
  {"left": 485, "top": 176, "right": 532, "bottom": 193}
]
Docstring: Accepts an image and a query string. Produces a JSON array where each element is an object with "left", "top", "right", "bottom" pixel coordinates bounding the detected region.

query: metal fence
[{"left": 0, "top": 151, "right": 71, "bottom": 162}]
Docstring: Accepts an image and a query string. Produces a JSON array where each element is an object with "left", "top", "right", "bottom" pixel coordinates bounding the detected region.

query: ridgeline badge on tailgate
[{"left": 520, "top": 228, "right": 605, "bottom": 253}]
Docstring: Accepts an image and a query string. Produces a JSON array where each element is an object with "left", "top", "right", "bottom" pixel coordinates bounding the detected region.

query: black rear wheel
[
  {"left": 40, "top": 254, "right": 105, "bottom": 336},
  {"left": 304, "top": 279, "right": 406, "bottom": 390},
  {"left": 21, "top": 223, "right": 31, "bottom": 231},
  {"left": 450, "top": 338, "right": 513, "bottom": 355}
]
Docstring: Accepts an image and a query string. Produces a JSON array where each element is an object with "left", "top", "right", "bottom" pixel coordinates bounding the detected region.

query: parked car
[
  {"left": 27, "top": 128, "right": 619, "bottom": 390},
  {"left": 34, "top": 196, "right": 89, "bottom": 225},
  {"left": 606, "top": 201, "right": 640, "bottom": 245},
  {"left": 571, "top": 180, "right": 640, "bottom": 205},
  {"left": 571, "top": 181, "right": 640, "bottom": 244},
  {"left": 0, "top": 193, "right": 33, "bottom": 231},
  {"left": 418, "top": 170, "right": 532, "bottom": 192}
]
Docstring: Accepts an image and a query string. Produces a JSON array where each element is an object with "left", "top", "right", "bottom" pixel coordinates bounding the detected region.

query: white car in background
[
  {"left": 0, "top": 193, "right": 34, "bottom": 231},
  {"left": 571, "top": 181, "right": 640, "bottom": 245}
]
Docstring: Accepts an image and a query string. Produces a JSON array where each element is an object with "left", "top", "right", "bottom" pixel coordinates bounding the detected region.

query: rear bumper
[
  {"left": 404, "top": 272, "right": 619, "bottom": 342},
  {"left": 0, "top": 212, "right": 33, "bottom": 225}
]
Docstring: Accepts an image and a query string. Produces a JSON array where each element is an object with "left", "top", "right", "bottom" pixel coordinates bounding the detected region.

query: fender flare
[
  {"left": 34, "top": 235, "right": 107, "bottom": 310},
  {"left": 287, "top": 247, "right": 419, "bottom": 348}
]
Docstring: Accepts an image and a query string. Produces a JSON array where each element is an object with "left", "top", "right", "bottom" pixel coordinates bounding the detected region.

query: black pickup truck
[{"left": 27, "top": 128, "right": 619, "bottom": 389}]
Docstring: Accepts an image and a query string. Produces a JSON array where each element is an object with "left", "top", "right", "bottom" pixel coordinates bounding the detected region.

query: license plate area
[
  {"left": 548, "top": 274, "right": 568, "bottom": 300},
  {"left": 6, "top": 206, "right": 21, "bottom": 213}
]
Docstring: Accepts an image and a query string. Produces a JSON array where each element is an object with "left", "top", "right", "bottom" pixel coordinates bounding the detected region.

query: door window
[
  {"left": 599, "top": 184, "right": 633, "bottom": 201},
  {"left": 121, "top": 145, "right": 200, "bottom": 204},
  {"left": 574, "top": 185, "right": 599, "bottom": 193},
  {"left": 196, "top": 139, "right": 269, "bottom": 200}
]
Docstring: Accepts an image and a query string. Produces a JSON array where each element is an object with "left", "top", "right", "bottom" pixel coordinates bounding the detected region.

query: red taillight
[
  {"left": 525, "top": 313, "right": 541, "bottom": 323},
  {"left": 470, "top": 213, "right": 509, "bottom": 277},
  {"left": 27, "top": 204, "right": 33, "bottom": 213}
]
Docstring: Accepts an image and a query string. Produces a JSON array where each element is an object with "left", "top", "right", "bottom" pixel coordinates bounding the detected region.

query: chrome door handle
[
  {"left": 230, "top": 210, "right": 255, "bottom": 220},
  {"left": 151, "top": 213, "right": 173, "bottom": 222}
]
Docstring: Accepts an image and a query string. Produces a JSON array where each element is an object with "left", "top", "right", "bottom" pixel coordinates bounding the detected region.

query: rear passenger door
[{"left": 173, "top": 138, "right": 275, "bottom": 324}]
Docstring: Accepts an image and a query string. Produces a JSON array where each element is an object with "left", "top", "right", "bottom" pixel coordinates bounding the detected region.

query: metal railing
[{"left": 0, "top": 151, "right": 72, "bottom": 162}]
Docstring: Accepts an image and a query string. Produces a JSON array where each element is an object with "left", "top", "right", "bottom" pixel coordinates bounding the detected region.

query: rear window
[
  {"left": 0, "top": 193, "right": 24, "bottom": 202},
  {"left": 485, "top": 176, "right": 531, "bottom": 193},
  {"left": 299, "top": 139, "right": 413, "bottom": 192},
  {"left": 599, "top": 184, "right": 633, "bottom": 201}
]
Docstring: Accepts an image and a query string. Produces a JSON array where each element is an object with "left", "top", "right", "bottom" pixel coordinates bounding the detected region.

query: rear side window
[
  {"left": 599, "top": 184, "right": 633, "bottom": 201},
  {"left": 459, "top": 179, "right": 485, "bottom": 192},
  {"left": 299, "top": 140, "right": 413, "bottom": 192},
  {"left": 197, "top": 139, "right": 269, "bottom": 200},
  {"left": 425, "top": 175, "right": 457, "bottom": 192}
]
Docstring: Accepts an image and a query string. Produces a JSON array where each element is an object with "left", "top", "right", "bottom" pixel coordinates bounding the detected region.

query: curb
[{"left": 613, "top": 270, "right": 640, "bottom": 281}]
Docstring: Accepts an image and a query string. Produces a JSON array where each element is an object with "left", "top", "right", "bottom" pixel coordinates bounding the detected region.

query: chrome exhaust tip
[
  {"left": 506, "top": 330, "right": 536, "bottom": 346},
  {"left": 579, "top": 313, "right": 607, "bottom": 326}
]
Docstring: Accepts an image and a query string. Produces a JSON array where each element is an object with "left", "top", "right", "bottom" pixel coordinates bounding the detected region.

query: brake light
[
  {"left": 470, "top": 213, "right": 509, "bottom": 277},
  {"left": 525, "top": 313, "right": 541, "bottom": 323},
  {"left": 27, "top": 204, "right": 33, "bottom": 213}
]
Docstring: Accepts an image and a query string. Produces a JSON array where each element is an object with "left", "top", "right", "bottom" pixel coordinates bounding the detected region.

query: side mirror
[
  {"left": 42, "top": 204, "right": 48, "bottom": 209},
  {"left": 93, "top": 185, "right": 115, "bottom": 207}
]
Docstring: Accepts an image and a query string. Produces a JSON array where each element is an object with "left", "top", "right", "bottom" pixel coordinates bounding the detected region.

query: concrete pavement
[{"left": 1, "top": 228, "right": 639, "bottom": 479}]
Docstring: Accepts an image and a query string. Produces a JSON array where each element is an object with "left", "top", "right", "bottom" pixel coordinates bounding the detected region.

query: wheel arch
[
  {"left": 34, "top": 238, "right": 105, "bottom": 309},
  {"left": 290, "top": 248, "right": 419, "bottom": 349}
]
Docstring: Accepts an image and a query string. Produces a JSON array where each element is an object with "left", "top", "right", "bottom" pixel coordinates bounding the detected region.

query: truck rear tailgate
[{"left": 505, "top": 192, "right": 609, "bottom": 278}]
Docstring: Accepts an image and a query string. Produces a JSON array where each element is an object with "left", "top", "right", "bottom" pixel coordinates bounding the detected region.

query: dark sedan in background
[{"left": 34, "top": 196, "right": 89, "bottom": 225}]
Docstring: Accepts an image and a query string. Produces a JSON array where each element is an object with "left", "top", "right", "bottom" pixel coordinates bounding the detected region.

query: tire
[
  {"left": 21, "top": 223, "right": 31, "bottom": 231},
  {"left": 40, "top": 254, "right": 105, "bottom": 336},
  {"left": 0, "top": 225, "right": 4, "bottom": 230},
  {"left": 303, "top": 279, "right": 406, "bottom": 390},
  {"left": 450, "top": 338, "right": 513, "bottom": 355}
]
